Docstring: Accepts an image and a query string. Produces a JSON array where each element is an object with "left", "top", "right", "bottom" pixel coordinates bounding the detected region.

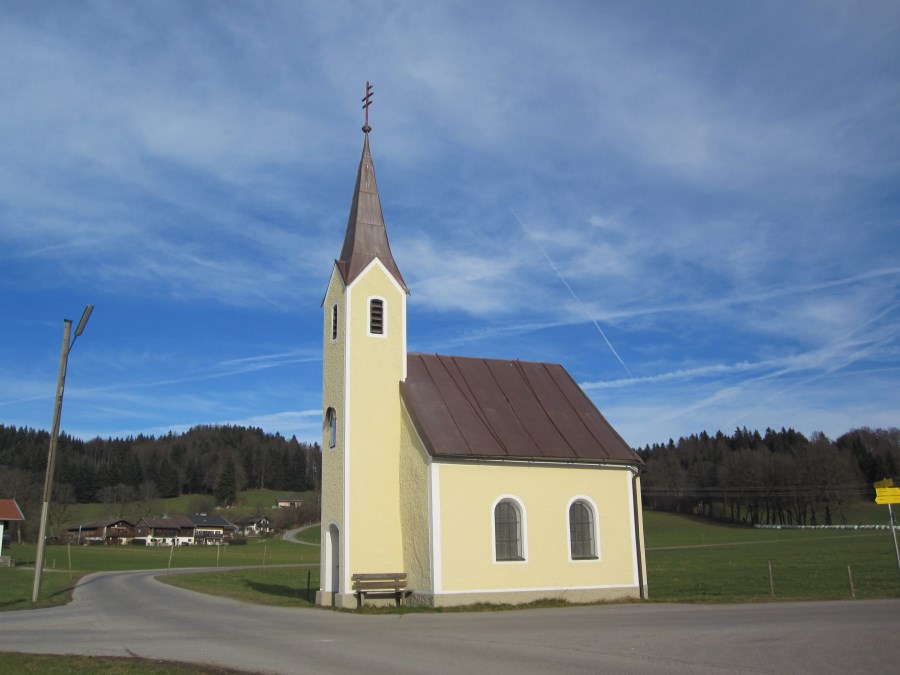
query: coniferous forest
[
  {"left": 639, "top": 427, "right": 899, "bottom": 526},
  {"left": 0, "top": 424, "right": 320, "bottom": 538},
  {"left": 2, "top": 423, "right": 898, "bottom": 534}
]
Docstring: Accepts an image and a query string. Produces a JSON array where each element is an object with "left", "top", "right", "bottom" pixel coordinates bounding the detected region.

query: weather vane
[{"left": 362, "top": 81, "right": 373, "bottom": 133}]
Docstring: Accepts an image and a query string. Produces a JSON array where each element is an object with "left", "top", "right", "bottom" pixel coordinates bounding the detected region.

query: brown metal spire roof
[
  {"left": 401, "top": 353, "right": 642, "bottom": 465},
  {"left": 336, "top": 134, "right": 408, "bottom": 292}
]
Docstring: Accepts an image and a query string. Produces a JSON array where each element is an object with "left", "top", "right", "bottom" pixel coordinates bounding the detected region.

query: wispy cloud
[{"left": 1, "top": 1, "right": 897, "bottom": 448}]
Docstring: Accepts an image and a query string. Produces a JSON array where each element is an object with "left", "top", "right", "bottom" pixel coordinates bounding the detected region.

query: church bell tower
[{"left": 318, "top": 85, "right": 409, "bottom": 607}]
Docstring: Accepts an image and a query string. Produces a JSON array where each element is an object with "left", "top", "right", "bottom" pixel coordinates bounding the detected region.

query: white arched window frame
[
  {"left": 566, "top": 496, "right": 600, "bottom": 561},
  {"left": 367, "top": 296, "right": 387, "bottom": 338},
  {"left": 491, "top": 495, "right": 527, "bottom": 563},
  {"left": 325, "top": 408, "right": 337, "bottom": 449}
]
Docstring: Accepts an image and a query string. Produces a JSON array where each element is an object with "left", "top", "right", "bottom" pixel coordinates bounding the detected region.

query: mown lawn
[
  {"left": 0, "top": 653, "right": 244, "bottom": 674},
  {"left": 160, "top": 566, "right": 320, "bottom": 607},
  {"left": 644, "top": 510, "right": 900, "bottom": 602},
  {"left": 293, "top": 525, "right": 321, "bottom": 545},
  {"left": 1, "top": 536, "right": 318, "bottom": 609},
  {"left": 53, "top": 488, "right": 319, "bottom": 529},
  {"left": 6, "top": 507, "right": 900, "bottom": 612}
]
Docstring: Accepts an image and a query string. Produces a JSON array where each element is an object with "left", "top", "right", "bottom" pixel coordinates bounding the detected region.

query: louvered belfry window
[
  {"left": 569, "top": 501, "right": 596, "bottom": 559},
  {"left": 331, "top": 304, "right": 338, "bottom": 340},
  {"left": 369, "top": 298, "right": 384, "bottom": 335},
  {"left": 494, "top": 500, "right": 523, "bottom": 561}
]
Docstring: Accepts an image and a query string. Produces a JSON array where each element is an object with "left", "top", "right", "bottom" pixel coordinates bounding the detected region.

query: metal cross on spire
[{"left": 362, "top": 81, "right": 373, "bottom": 133}]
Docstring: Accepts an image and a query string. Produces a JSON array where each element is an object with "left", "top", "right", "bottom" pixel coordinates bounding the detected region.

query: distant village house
[
  {"left": 0, "top": 498, "right": 25, "bottom": 564},
  {"left": 275, "top": 497, "right": 303, "bottom": 509},
  {"left": 234, "top": 515, "right": 272, "bottom": 536}
]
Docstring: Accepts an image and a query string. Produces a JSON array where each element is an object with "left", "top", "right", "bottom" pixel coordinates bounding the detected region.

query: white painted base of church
[
  {"left": 318, "top": 586, "right": 647, "bottom": 609},
  {"left": 315, "top": 591, "right": 362, "bottom": 608},
  {"left": 408, "top": 585, "right": 647, "bottom": 608}
]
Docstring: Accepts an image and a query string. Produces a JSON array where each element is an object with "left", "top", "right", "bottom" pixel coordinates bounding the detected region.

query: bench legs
[{"left": 355, "top": 591, "right": 403, "bottom": 608}]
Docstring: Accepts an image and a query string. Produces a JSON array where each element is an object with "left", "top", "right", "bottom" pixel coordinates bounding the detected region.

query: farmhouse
[
  {"left": 0, "top": 498, "right": 24, "bottom": 563},
  {"left": 133, "top": 514, "right": 236, "bottom": 546},
  {"left": 275, "top": 496, "right": 303, "bottom": 509},
  {"left": 317, "top": 121, "right": 647, "bottom": 608},
  {"left": 65, "top": 518, "right": 134, "bottom": 545},
  {"left": 234, "top": 515, "right": 272, "bottom": 537}
]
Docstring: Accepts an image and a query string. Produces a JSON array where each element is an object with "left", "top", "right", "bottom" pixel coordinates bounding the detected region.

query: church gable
[{"left": 401, "top": 353, "right": 641, "bottom": 464}]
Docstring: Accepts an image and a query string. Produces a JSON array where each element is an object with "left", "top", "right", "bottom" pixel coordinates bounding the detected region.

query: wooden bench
[{"left": 351, "top": 572, "right": 407, "bottom": 607}]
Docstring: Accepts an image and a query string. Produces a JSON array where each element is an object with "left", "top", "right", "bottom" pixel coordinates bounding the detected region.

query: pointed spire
[{"left": 336, "top": 131, "right": 408, "bottom": 292}]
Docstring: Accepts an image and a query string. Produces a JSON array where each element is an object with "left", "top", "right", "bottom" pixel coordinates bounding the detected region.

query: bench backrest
[{"left": 351, "top": 572, "right": 407, "bottom": 591}]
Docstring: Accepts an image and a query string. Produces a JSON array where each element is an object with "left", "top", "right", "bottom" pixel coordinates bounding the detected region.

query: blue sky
[{"left": 1, "top": 1, "right": 898, "bottom": 449}]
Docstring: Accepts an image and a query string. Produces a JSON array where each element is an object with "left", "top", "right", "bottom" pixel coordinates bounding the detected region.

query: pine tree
[{"left": 215, "top": 456, "right": 237, "bottom": 506}]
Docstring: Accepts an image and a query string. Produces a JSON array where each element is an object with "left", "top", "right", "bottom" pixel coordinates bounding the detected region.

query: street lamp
[{"left": 32, "top": 305, "right": 93, "bottom": 603}]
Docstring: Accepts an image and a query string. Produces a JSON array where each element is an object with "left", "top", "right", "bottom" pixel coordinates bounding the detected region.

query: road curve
[
  {"left": 1, "top": 568, "right": 898, "bottom": 674},
  {"left": 283, "top": 524, "right": 320, "bottom": 546}
]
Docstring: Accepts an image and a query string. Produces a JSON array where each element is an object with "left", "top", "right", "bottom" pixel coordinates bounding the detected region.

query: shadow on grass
[{"left": 244, "top": 579, "right": 315, "bottom": 604}]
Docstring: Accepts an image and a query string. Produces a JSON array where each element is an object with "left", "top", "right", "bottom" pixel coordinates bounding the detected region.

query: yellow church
[{"left": 317, "top": 120, "right": 647, "bottom": 608}]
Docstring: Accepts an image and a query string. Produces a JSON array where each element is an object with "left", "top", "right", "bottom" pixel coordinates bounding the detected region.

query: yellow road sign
[
  {"left": 874, "top": 478, "right": 894, "bottom": 489},
  {"left": 875, "top": 486, "right": 900, "bottom": 505}
]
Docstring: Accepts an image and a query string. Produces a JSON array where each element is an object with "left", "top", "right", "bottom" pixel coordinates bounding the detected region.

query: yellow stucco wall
[
  {"left": 320, "top": 267, "right": 346, "bottom": 594},
  {"left": 399, "top": 402, "right": 432, "bottom": 592},
  {"left": 344, "top": 261, "right": 406, "bottom": 576},
  {"left": 434, "top": 460, "right": 641, "bottom": 595},
  {"left": 634, "top": 474, "right": 647, "bottom": 593}
]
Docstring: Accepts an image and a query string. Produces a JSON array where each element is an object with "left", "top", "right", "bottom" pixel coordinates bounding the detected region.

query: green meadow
[
  {"left": 48, "top": 488, "right": 318, "bottom": 527},
  {"left": 4, "top": 502, "right": 900, "bottom": 611},
  {"left": 0, "top": 535, "right": 318, "bottom": 611},
  {"left": 644, "top": 508, "right": 900, "bottom": 602},
  {"left": 0, "top": 653, "right": 244, "bottom": 675}
]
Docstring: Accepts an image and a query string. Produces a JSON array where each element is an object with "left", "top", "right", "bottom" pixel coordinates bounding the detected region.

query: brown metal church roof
[
  {"left": 401, "top": 353, "right": 641, "bottom": 464},
  {"left": 336, "top": 134, "right": 408, "bottom": 292}
]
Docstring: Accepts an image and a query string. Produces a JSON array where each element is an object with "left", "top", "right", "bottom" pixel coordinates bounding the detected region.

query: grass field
[
  {"left": 160, "top": 566, "right": 320, "bottom": 607},
  {"left": 644, "top": 510, "right": 900, "bottom": 602},
  {"left": 165, "top": 509, "right": 900, "bottom": 606},
  {"left": 51, "top": 489, "right": 319, "bottom": 532},
  {"left": 5, "top": 505, "right": 900, "bottom": 612},
  {"left": 0, "top": 653, "right": 244, "bottom": 674},
  {"left": 0, "top": 536, "right": 319, "bottom": 610}
]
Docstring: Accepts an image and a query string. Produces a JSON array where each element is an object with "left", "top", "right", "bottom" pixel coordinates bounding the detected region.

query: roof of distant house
[
  {"left": 234, "top": 515, "right": 270, "bottom": 525},
  {"left": 66, "top": 518, "right": 133, "bottom": 531},
  {"left": 0, "top": 499, "right": 25, "bottom": 521},
  {"left": 137, "top": 515, "right": 193, "bottom": 528},
  {"left": 188, "top": 513, "right": 235, "bottom": 528}
]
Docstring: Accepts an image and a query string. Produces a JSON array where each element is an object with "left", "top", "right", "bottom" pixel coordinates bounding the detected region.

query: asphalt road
[{"left": 1, "top": 569, "right": 898, "bottom": 674}]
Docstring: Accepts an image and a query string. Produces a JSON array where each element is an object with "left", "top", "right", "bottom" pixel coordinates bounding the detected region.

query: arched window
[
  {"left": 494, "top": 498, "right": 524, "bottom": 561},
  {"left": 568, "top": 499, "right": 598, "bottom": 560},
  {"left": 369, "top": 298, "right": 384, "bottom": 336},
  {"left": 331, "top": 303, "right": 338, "bottom": 341},
  {"left": 325, "top": 408, "right": 337, "bottom": 449}
]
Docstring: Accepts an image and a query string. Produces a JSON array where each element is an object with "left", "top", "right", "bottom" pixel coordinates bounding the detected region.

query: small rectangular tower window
[
  {"left": 331, "top": 304, "right": 338, "bottom": 341},
  {"left": 369, "top": 298, "right": 384, "bottom": 335}
]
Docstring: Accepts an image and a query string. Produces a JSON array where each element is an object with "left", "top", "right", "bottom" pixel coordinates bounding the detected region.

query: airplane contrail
[{"left": 509, "top": 206, "right": 632, "bottom": 377}]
